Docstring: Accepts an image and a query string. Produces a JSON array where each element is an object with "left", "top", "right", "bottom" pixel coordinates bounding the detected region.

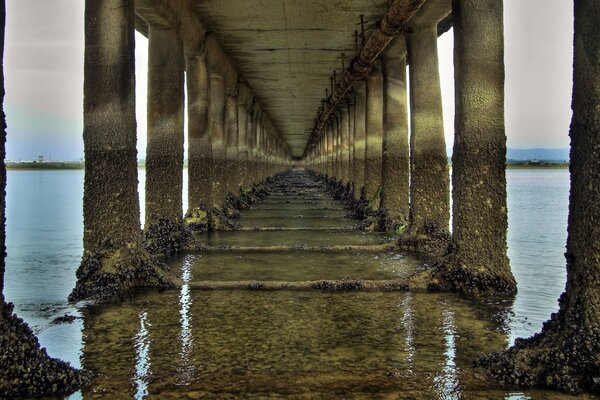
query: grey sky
[{"left": 4, "top": 0, "right": 573, "bottom": 161}]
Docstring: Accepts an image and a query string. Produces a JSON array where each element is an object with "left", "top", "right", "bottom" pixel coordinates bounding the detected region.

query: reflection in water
[
  {"left": 400, "top": 293, "right": 415, "bottom": 372},
  {"left": 178, "top": 254, "right": 196, "bottom": 384},
  {"left": 133, "top": 311, "right": 151, "bottom": 400},
  {"left": 435, "top": 309, "right": 460, "bottom": 399}
]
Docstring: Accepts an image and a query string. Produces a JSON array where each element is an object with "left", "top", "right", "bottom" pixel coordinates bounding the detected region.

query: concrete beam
[{"left": 135, "top": 0, "right": 179, "bottom": 29}]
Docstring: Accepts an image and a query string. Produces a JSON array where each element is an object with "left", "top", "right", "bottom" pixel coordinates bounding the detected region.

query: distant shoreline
[{"left": 6, "top": 161, "right": 570, "bottom": 170}]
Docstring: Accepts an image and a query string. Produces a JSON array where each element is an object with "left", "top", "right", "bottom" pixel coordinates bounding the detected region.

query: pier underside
[{"left": 1, "top": 0, "right": 600, "bottom": 398}]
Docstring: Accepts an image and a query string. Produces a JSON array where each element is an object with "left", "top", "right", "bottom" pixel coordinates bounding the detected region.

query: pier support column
[
  {"left": 71, "top": 0, "right": 175, "bottom": 302},
  {"left": 0, "top": 1, "right": 83, "bottom": 395},
  {"left": 249, "top": 108, "right": 260, "bottom": 184},
  {"left": 353, "top": 82, "right": 367, "bottom": 202},
  {"left": 432, "top": 0, "right": 515, "bottom": 294},
  {"left": 364, "top": 61, "right": 384, "bottom": 211},
  {"left": 209, "top": 73, "right": 227, "bottom": 208},
  {"left": 334, "top": 113, "right": 342, "bottom": 182},
  {"left": 237, "top": 85, "right": 251, "bottom": 189},
  {"left": 185, "top": 50, "right": 212, "bottom": 231},
  {"left": 326, "top": 122, "right": 334, "bottom": 178},
  {"left": 405, "top": 25, "right": 450, "bottom": 246},
  {"left": 478, "top": 0, "right": 600, "bottom": 391},
  {"left": 225, "top": 93, "right": 239, "bottom": 196},
  {"left": 381, "top": 36, "right": 410, "bottom": 230},
  {"left": 340, "top": 103, "right": 350, "bottom": 186},
  {"left": 144, "top": 24, "right": 191, "bottom": 254},
  {"left": 348, "top": 100, "right": 355, "bottom": 188}
]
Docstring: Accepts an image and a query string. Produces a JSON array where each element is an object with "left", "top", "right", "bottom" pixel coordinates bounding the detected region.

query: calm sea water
[{"left": 3, "top": 168, "right": 571, "bottom": 398}]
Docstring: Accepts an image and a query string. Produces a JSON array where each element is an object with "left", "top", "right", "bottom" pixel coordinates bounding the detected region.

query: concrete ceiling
[{"left": 191, "top": 0, "right": 389, "bottom": 157}]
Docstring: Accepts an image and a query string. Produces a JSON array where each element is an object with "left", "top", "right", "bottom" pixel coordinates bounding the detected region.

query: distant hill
[{"left": 506, "top": 148, "right": 569, "bottom": 162}]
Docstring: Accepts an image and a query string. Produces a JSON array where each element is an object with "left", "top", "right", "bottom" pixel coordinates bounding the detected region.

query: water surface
[{"left": 3, "top": 168, "right": 576, "bottom": 399}]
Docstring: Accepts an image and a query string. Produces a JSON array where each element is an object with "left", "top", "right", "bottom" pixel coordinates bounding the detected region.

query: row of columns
[
  {"left": 71, "top": 0, "right": 292, "bottom": 301},
  {"left": 305, "top": 1, "right": 514, "bottom": 291},
  {"left": 146, "top": 23, "right": 291, "bottom": 241}
]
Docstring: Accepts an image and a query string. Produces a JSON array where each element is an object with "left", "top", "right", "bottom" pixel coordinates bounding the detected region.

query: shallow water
[
  {"left": 4, "top": 167, "right": 582, "bottom": 399},
  {"left": 168, "top": 252, "right": 425, "bottom": 282},
  {"left": 200, "top": 230, "right": 390, "bottom": 247}
]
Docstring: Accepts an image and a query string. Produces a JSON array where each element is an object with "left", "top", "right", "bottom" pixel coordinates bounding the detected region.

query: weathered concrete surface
[
  {"left": 381, "top": 35, "right": 410, "bottom": 229},
  {"left": 237, "top": 84, "right": 252, "bottom": 188},
  {"left": 364, "top": 61, "right": 384, "bottom": 211},
  {"left": 71, "top": 0, "right": 176, "bottom": 302},
  {"left": 477, "top": 0, "right": 600, "bottom": 393},
  {"left": 326, "top": 122, "right": 334, "bottom": 178},
  {"left": 334, "top": 112, "right": 342, "bottom": 181},
  {"left": 191, "top": 0, "right": 389, "bottom": 156},
  {"left": 225, "top": 93, "right": 240, "bottom": 195},
  {"left": 348, "top": 100, "right": 355, "bottom": 186},
  {"left": 431, "top": 0, "right": 515, "bottom": 294},
  {"left": 405, "top": 25, "right": 450, "bottom": 238},
  {"left": 352, "top": 82, "right": 367, "bottom": 201},
  {"left": 340, "top": 103, "right": 350, "bottom": 184},
  {"left": 185, "top": 51, "right": 213, "bottom": 230},
  {"left": 209, "top": 73, "right": 228, "bottom": 208},
  {"left": 144, "top": 24, "right": 192, "bottom": 254}
]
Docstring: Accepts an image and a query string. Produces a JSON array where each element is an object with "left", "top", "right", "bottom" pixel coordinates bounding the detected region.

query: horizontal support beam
[{"left": 188, "top": 278, "right": 409, "bottom": 291}]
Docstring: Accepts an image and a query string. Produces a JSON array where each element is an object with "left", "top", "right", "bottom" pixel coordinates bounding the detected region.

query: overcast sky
[{"left": 4, "top": 0, "right": 574, "bottom": 161}]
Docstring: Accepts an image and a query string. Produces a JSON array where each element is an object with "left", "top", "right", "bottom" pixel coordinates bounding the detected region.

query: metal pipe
[{"left": 303, "top": 0, "right": 426, "bottom": 158}]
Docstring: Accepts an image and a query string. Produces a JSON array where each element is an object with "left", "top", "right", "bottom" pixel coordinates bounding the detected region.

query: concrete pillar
[
  {"left": 381, "top": 35, "right": 410, "bottom": 228},
  {"left": 249, "top": 108, "right": 259, "bottom": 184},
  {"left": 144, "top": 24, "right": 188, "bottom": 253},
  {"left": 340, "top": 103, "right": 350, "bottom": 185},
  {"left": 353, "top": 82, "right": 367, "bottom": 201},
  {"left": 480, "top": 1, "right": 600, "bottom": 391},
  {"left": 407, "top": 25, "right": 450, "bottom": 234},
  {"left": 449, "top": 0, "right": 515, "bottom": 292},
  {"left": 334, "top": 113, "right": 342, "bottom": 181},
  {"left": 348, "top": 100, "right": 355, "bottom": 187},
  {"left": 237, "top": 85, "right": 251, "bottom": 188},
  {"left": 209, "top": 73, "right": 227, "bottom": 208},
  {"left": 71, "top": 0, "right": 173, "bottom": 301},
  {"left": 225, "top": 93, "right": 239, "bottom": 195},
  {"left": 364, "top": 61, "right": 384, "bottom": 210},
  {"left": 327, "top": 122, "right": 334, "bottom": 178},
  {"left": 185, "top": 51, "right": 212, "bottom": 226}
]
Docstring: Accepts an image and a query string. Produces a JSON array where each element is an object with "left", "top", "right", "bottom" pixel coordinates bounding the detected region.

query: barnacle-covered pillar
[
  {"left": 381, "top": 35, "right": 410, "bottom": 230},
  {"left": 364, "top": 61, "right": 384, "bottom": 210},
  {"left": 478, "top": 0, "right": 600, "bottom": 392},
  {"left": 404, "top": 22, "right": 450, "bottom": 249},
  {"left": 144, "top": 22, "right": 191, "bottom": 254},
  {"left": 71, "top": 0, "right": 175, "bottom": 302}
]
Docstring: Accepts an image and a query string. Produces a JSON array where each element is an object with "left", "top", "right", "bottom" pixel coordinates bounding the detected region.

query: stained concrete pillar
[
  {"left": 71, "top": 0, "right": 174, "bottom": 301},
  {"left": 340, "top": 103, "right": 350, "bottom": 185},
  {"left": 225, "top": 93, "right": 239, "bottom": 194},
  {"left": 249, "top": 107, "right": 260, "bottom": 184},
  {"left": 209, "top": 73, "right": 227, "bottom": 208},
  {"left": 406, "top": 25, "right": 450, "bottom": 235},
  {"left": 381, "top": 35, "right": 410, "bottom": 228},
  {"left": 348, "top": 100, "right": 355, "bottom": 186},
  {"left": 364, "top": 61, "right": 384, "bottom": 210},
  {"left": 185, "top": 51, "right": 212, "bottom": 227},
  {"left": 144, "top": 24, "right": 189, "bottom": 253},
  {"left": 334, "top": 113, "right": 342, "bottom": 181},
  {"left": 327, "top": 122, "right": 334, "bottom": 178},
  {"left": 479, "top": 1, "right": 600, "bottom": 392},
  {"left": 448, "top": 0, "right": 515, "bottom": 292},
  {"left": 353, "top": 82, "right": 367, "bottom": 201},
  {"left": 237, "top": 85, "right": 251, "bottom": 188}
]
